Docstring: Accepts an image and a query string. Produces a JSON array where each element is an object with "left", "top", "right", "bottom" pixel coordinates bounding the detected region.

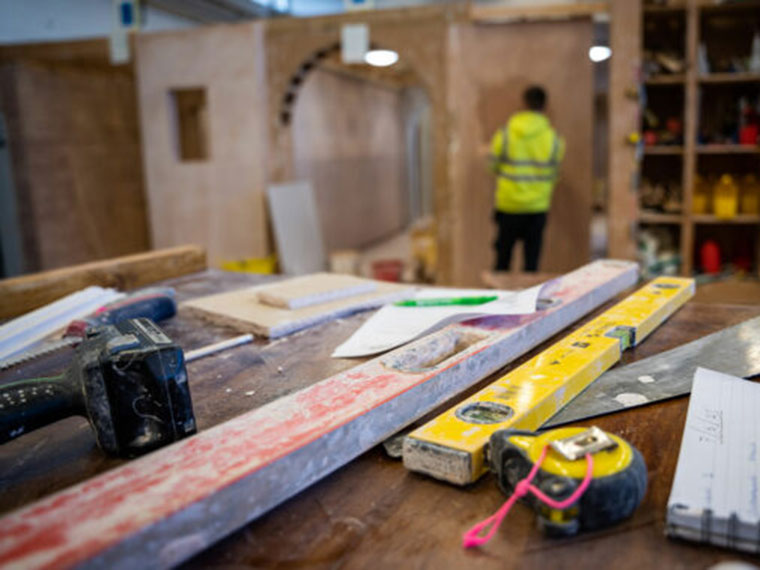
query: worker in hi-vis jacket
[{"left": 489, "top": 85, "right": 565, "bottom": 272}]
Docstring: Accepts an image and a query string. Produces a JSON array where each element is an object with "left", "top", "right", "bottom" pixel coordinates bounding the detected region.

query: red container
[
  {"left": 740, "top": 125, "right": 759, "bottom": 145},
  {"left": 372, "top": 259, "right": 404, "bottom": 282},
  {"left": 700, "top": 240, "right": 721, "bottom": 274}
]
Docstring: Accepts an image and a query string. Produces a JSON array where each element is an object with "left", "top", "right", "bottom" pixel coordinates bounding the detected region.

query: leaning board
[{"left": 0, "top": 260, "right": 637, "bottom": 570}]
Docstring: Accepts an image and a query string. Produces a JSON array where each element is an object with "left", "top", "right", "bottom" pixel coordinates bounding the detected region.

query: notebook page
[{"left": 668, "top": 368, "right": 760, "bottom": 529}]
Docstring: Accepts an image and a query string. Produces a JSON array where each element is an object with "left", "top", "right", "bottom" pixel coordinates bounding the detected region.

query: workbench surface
[{"left": 2, "top": 270, "right": 759, "bottom": 569}]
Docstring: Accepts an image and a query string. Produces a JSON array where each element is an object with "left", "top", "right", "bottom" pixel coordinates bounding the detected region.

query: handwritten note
[{"left": 667, "top": 368, "right": 760, "bottom": 550}]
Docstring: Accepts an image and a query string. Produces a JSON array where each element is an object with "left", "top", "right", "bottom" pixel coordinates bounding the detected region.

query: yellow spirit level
[{"left": 402, "top": 277, "right": 694, "bottom": 485}]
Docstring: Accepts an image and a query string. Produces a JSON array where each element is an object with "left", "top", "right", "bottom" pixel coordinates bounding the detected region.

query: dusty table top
[{"left": 1, "top": 270, "right": 759, "bottom": 569}]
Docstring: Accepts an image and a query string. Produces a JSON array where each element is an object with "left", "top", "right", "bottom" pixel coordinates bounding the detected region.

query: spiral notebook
[{"left": 667, "top": 368, "right": 760, "bottom": 553}]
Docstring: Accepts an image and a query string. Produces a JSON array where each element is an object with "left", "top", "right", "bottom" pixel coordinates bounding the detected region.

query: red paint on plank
[{"left": 0, "top": 261, "right": 635, "bottom": 570}]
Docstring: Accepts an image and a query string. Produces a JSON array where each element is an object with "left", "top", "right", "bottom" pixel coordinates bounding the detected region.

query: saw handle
[
  {"left": 65, "top": 287, "right": 177, "bottom": 337},
  {"left": 0, "top": 372, "right": 83, "bottom": 444}
]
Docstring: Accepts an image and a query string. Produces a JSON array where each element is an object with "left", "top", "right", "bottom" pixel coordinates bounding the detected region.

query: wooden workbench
[{"left": 1, "top": 269, "right": 759, "bottom": 569}]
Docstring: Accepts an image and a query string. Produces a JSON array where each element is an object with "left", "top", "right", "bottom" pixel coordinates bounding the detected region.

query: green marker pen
[{"left": 394, "top": 295, "right": 498, "bottom": 307}]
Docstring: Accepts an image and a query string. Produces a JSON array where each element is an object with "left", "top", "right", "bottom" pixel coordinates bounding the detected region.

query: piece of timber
[
  {"left": 545, "top": 316, "right": 760, "bottom": 427},
  {"left": 0, "top": 245, "right": 206, "bottom": 320},
  {"left": 469, "top": 1, "right": 607, "bottom": 23},
  {"left": 403, "top": 276, "right": 695, "bottom": 486},
  {"left": 0, "top": 259, "right": 636, "bottom": 570}
]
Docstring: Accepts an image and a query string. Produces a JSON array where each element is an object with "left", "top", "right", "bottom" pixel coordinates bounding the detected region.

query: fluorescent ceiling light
[
  {"left": 589, "top": 45, "right": 612, "bottom": 62},
  {"left": 364, "top": 49, "right": 399, "bottom": 67}
]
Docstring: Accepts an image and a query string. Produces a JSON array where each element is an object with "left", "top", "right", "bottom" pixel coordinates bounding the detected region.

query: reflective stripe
[
  {"left": 503, "top": 158, "right": 559, "bottom": 167},
  {"left": 495, "top": 130, "right": 560, "bottom": 168},
  {"left": 497, "top": 172, "right": 557, "bottom": 182},
  {"left": 491, "top": 155, "right": 556, "bottom": 168}
]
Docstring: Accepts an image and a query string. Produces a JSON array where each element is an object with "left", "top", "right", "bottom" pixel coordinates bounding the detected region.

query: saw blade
[
  {"left": 545, "top": 315, "right": 760, "bottom": 427},
  {"left": 0, "top": 337, "right": 80, "bottom": 371}
]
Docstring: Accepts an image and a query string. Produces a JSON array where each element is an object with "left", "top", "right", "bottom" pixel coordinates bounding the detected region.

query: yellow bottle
[
  {"left": 692, "top": 175, "right": 710, "bottom": 214},
  {"left": 713, "top": 174, "right": 739, "bottom": 219},
  {"left": 741, "top": 174, "right": 760, "bottom": 215}
]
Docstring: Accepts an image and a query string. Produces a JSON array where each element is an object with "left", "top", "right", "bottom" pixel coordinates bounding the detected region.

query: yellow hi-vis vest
[{"left": 490, "top": 111, "right": 565, "bottom": 213}]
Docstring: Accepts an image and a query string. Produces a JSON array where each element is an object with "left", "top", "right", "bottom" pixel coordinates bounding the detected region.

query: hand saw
[
  {"left": 0, "top": 288, "right": 177, "bottom": 370},
  {"left": 544, "top": 315, "right": 760, "bottom": 428}
]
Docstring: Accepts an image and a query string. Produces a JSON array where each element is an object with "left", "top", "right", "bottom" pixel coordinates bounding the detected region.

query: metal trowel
[{"left": 545, "top": 316, "right": 760, "bottom": 427}]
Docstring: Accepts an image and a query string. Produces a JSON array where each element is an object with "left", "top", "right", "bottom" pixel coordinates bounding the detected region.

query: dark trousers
[{"left": 493, "top": 211, "right": 547, "bottom": 272}]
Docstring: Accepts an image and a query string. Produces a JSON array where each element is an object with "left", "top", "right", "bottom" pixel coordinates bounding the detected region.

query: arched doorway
[{"left": 274, "top": 43, "right": 434, "bottom": 277}]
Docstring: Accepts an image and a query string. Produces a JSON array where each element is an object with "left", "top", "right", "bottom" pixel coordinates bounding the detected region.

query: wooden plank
[
  {"left": 644, "top": 74, "right": 686, "bottom": 85},
  {"left": 681, "top": 0, "right": 698, "bottom": 275},
  {"left": 639, "top": 212, "right": 684, "bottom": 224},
  {"left": 469, "top": 2, "right": 607, "bottom": 23},
  {"left": 607, "top": 0, "right": 641, "bottom": 261},
  {"left": 695, "top": 144, "right": 760, "bottom": 155},
  {"left": 692, "top": 214, "right": 760, "bottom": 224},
  {"left": 0, "top": 245, "right": 206, "bottom": 319},
  {"left": 0, "top": 260, "right": 637, "bottom": 570},
  {"left": 643, "top": 1, "right": 687, "bottom": 13},
  {"left": 698, "top": 72, "right": 760, "bottom": 84},
  {"left": 643, "top": 145, "right": 684, "bottom": 155},
  {"left": 0, "top": 39, "right": 118, "bottom": 67}
]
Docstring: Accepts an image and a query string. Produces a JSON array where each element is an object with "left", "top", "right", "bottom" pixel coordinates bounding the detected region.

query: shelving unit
[
  {"left": 645, "top": 74, "right": 686, "bottom": 85},
  {"left": 699, "top": 72, "right": 760, "bottom": 84},
  {"left": 643, "top": 145, "right": 684, "bottom": 154},
  {"left": 640, "top": 212, "right": 684, "bottom": 223},
  {"left": 693, "top": 214, "right": 760, "bottom": 224},
  {"left": 696, "top": 144, "right": 760, "bottom": 154},
  {"left": 634, "top": 0, "right": 760, "bottom": 275}
]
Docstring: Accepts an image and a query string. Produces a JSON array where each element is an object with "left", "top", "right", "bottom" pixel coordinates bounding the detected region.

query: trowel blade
[{"left": 545, "top": 316, "right": 760, "bottom": 428}]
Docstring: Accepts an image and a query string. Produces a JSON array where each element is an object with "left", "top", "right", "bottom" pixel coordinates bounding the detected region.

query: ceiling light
[
  {"left": 364, "top": 49, "right": 399, "bottom": 67},
  {"left": 589, "top": 45, "right": 612, "bottom": 62}
]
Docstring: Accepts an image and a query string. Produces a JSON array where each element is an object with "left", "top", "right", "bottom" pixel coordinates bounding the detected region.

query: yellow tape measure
[
  {"left": 489, "top": 426, "right": 647, "bottom": 538},
  {"left": 403, "top": 277, "right": 694, "bottom": 485}
]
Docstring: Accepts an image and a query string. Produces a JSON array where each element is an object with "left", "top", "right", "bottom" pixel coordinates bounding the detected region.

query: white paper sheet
[{"left": 331, "top": 285, "right": 542, "bottom": 358}]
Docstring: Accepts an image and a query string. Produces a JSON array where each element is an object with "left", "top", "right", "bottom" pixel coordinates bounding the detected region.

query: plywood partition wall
[
  {"left": 0, "top": 41, "right": 149, "bottom": 273},
  {"left": 446, "top": 19, "right": 594, "bottom": 285},
  {"left": 133, "top": 8, "right": 596, "bottom": 282},
  {"left": 135, "top": 23, "right": 270, "bottom": 265},
  {"left": 291, "top": 68, "right": 406, "bottom": 251},
  {"left": 265, "top": 6, "right": 454, "bottom": 280}
]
